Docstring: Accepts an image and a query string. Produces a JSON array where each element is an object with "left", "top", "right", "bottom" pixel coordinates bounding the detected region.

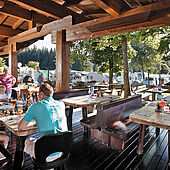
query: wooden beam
[
  {"left": 8, "top": 15, "right": 72, "bottom": 44},
  {"left": 0, "top": 1, "right": 4, "bottom": 8},
  {"left": 0, "top": 15, "right": 7, "bottom": 24},
  {"left": 12, "top": 20, "right": 24, "bottom": 29},
  {"left": 0, "top": 26, "right": 22, "bottom": 37},
  {"left": 125, "top": 0, "right": 140, "bottom": 8},
  {"left": 8, "top": 0, "right": 88, "bottom": 24},
  {"left": 63, "top": 0, "right": 83, "bottom": 7},
  {"left": 0, "top": 1, "right": 54, "bottom": 24},
  {"left": 64, "top": 14, "right": 170, "bottom": 42},
  {"left": 0, "top": 45, "right": 9, "bottom": 56},
  {"left": 0, "top": 41, "right": 7, "bottom": 46},
  {"left": 55, "top": 30, "right": 70, "bottom": 92},
  {"left": 90, "top": 0, "right": 120, "bottom": 17},
  {"left": 16, "top": 36, "right": 44, "bottom": 51},
  {"left": 28, "top": 11, "right": 36, "bottom": 29},
  {"left": 86, "top": 11, "right": 151, "bottom": 32},
  {"left": 52, "top": 0, "right": 65, "bottom": 5},
  {"left": 52, "top": 0, "right": 170, "bottom": 42}
]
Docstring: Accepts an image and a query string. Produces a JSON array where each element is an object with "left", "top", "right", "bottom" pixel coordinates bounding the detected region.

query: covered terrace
[{"left": 0, "top": 0, "right": 169, "bottom": 170}]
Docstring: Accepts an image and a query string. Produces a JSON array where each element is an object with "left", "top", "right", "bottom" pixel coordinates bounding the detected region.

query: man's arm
[{"left": 18, "top": 119, "right": 35, "bottom": 130}]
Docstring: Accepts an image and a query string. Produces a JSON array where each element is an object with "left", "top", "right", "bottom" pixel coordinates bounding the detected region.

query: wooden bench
[
  {"left": 109, "top": 84, "right": 124, "bottom": 96},
  {"left": 134, "top": 85, "right": 148, "bottom": 93},
  {"left": 131, "top": 84, "right": 151, "bottom": 101},
  {"left": 80, "top": 95, "right": 142, "bottom": 150}
]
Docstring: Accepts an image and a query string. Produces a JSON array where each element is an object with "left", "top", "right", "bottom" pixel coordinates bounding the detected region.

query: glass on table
[
  {"left": 17, "top": 105, "right": 23, "bottom": 115},
  {"left": 11, "top": 100, "right": 16, "bottom": 107}
]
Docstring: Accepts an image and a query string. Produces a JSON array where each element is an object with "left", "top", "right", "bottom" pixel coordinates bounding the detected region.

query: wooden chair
[
  {"left": 0, "top": 143, "right": 12, "bottom": 169},
  {"left": 32, "top": 131, "right": 73, "bottom": 170}
]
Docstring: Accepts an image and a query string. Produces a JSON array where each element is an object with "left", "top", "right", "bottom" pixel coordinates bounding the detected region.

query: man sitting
[{"left": 18, "top": 83, "right": 68, "bottom": 161}]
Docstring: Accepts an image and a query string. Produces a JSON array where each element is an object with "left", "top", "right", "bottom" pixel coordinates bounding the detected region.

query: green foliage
[
  {"left": 73, "top": 81, "right": 86, "bottom": 87},
  {"left": 129, "top": 40, "right": 157, "bottom": 73},
  {"left": 0, "top": 57, "right": 5, "bottom": 67},
  {"left": 27, "top": 61, "right": 39, "bottom": 69},
  {"left": 18, "top": 46, "right": 56, "bottom": 70},
  {"left": 158, "top": 33, "right": 170, "bottom": 61}
]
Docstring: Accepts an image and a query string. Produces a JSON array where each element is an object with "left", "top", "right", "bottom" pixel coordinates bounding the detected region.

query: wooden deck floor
[{"left": 3, "top": 108, "right": 170, "bottom": 170}]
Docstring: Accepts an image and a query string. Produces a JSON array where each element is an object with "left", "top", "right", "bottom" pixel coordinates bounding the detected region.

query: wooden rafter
[
  {"left": 0, "top": 1, "right": 54, "bottom": 24},
  {"left": 8, "top": 15, "right": 72, "bottom": 44},
  {"left": 64, "top": 14, "right": 170, "bottom": 42},
  {"left": 82, "top": 9, "right": 106, "bottom": 16},
  {"left": 63, "top": 0, "right": 83, "bottom": 7},
  {"left": 8, "top": 0, "right": 88, "bottom": 24},
  {"left": 16, "top": 36, "right": 44, "bottom": 51},
  {"left": 90, "top": 0, "right": 120, "bottom": 17},
  {"left": 52, "top": 0, "right": 65, "bottom": 5},
  {"left": 0, "top": 15, "right": 7, "bottom": 24},
  {"left": 0, "top": 41, "right": 7, "bottom": 46},
  {"left": 0, "top": 25, "right": 21, "bottom": 37},
  {"left": 125, "top": 0, "right": 140, "bottom": 8},
  {"left": 50, "top": 0, "right": 170, "bottom": 42},
  {"left": 12, "top": 20, "right": 24, "bottom": 29},
  {"left": 0, "top": 45, "right": 9, "bottom": 56},
  {"left": 86, "top": 11, "right": 151, "bottom": 32}
]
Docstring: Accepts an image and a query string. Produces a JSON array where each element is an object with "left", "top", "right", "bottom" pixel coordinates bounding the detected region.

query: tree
[
  {"left": 129, "top": 40, "right": 157, "bottom": 81},
  {"left": 27, "top": 61, "right": 39, "bottom": 69},
  {"left": 0, "top": 57, "right": 5, "bottom": 67},
  {"left": 18, "top": 46, "right": 56, "bottom": 70}
]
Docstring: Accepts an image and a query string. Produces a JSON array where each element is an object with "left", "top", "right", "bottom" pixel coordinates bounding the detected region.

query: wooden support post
[
  {"left": 122, "top": 35, "right": 131, "bottom": 98},
  {"left": 9, "top": 44, "right": 18, "bottom": 85},
  {"left": 55, "top": 30, "right": 70, "bottom": 92},
  {"left": 137, "top": 124, "right": 145, "bottom": 155}
]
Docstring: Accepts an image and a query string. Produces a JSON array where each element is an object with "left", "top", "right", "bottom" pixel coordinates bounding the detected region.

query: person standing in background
[
  {"left": 35, "top": 67, "right": 44, "bottom": 87},
  {"left": 0, "top": 67, "right": 16, "bottom": 98}
]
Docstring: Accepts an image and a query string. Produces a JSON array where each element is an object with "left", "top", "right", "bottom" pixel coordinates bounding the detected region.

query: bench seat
[
  {"left": 80, "top": 95, "right": 143, "bottom": 150},
  {"left": 140, "top": 93, "right": 151, "bottom": 100},
  {"left": 80, "top": 115, "right": 98, "bottom": 129}
]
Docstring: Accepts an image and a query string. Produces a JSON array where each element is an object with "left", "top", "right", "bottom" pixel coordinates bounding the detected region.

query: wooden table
[
  {"left": 129, "top": 105, "right": 170, "bottom": 166},
  {"left": 146, "top": 89, "right": 168, "bottom": 101},
  {"left": 61, "top": 95, "right": 120, "bottom": 132},
  {"left": 94, "top": 84, "right": 109, "bottom": 91},
  {"left": 0, "top": 115, "right": 38, "bottom": 169}
]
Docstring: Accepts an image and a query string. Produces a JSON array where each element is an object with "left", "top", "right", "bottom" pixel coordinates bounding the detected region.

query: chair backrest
[
  {"left": 0, "top": 143, "right": 12, "bottom": 169},
  {"left": 34, "top": 131, "right": 73, "bottom": 167}
]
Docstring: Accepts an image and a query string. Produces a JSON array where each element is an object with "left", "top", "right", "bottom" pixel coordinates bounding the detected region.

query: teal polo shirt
[{"left": 23, "top": 97, "right": 68, "bottom": 137}]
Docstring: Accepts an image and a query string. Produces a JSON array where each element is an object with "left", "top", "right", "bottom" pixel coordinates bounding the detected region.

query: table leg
[
  {"left": 65, "top": 106, "right": 73, "bottom": 131},
  {"left": 168, "top": 130, "right": 170, "bottom": 167},
  {"left": 156, "top": 127, "right": 160, "bottom": 137},
  {"left": 152, "top": 93, "right": 155, "bottom": 101},
  {"left": 137, "top": 124, "right": 146, "bottom": 155},
  {"left": 13, "top": 136, "right": 26, "bottom": 170},
  {"left": 82, "top": 107, "right": 88, "bottom": 133}
]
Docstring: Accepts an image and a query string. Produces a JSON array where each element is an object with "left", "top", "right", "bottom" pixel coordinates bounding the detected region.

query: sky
[{"left": 29, "top": 34, "right": 56, "bottom": 50}]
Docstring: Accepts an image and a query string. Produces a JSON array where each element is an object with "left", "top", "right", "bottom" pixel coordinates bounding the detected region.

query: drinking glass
[{"left": 17, "top": 105, "right": 23, "bottom": 115}]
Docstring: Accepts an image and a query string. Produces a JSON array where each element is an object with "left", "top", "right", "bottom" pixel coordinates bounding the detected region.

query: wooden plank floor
[{"left": 3, "top": 108, "right": 169, "bottom": 170}]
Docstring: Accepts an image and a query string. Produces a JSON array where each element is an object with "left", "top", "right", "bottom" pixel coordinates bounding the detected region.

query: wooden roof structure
[{"left": 0, "top": 0, "right": 169, "bottom": 91}]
